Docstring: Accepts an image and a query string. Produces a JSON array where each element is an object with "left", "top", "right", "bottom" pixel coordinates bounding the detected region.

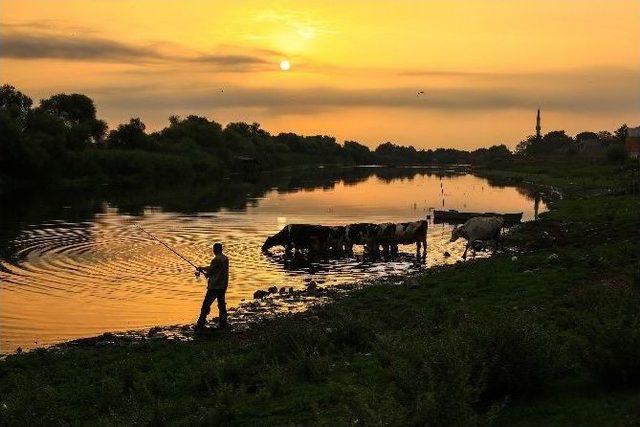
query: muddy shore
[{"left": 55, "top": 268, "right": 431, "bottom": 351}]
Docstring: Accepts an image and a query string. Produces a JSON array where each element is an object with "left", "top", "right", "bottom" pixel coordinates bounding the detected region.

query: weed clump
[
  {"left": 576, "top": 285, "right": 640, "bottom": 388},
  {"left": 348, "top": 312, "right": 559, "bottom": 426},
  {"left": 472, "top": 314, "right": 559, "bottom": 401}
]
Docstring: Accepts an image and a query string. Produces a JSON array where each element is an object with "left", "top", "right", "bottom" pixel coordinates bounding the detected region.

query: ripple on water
[{"left": 1, "top": 215, "right": 463, "bottom": 325}]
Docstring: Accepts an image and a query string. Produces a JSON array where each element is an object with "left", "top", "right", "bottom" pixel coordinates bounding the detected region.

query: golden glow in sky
[{"left": 1, "top": 0, "right": 638, "bottom": 149}]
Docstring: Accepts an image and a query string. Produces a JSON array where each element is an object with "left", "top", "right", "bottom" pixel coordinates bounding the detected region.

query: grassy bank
[{"left": 1, "top": 162, "right": 639, "bottom": 425}]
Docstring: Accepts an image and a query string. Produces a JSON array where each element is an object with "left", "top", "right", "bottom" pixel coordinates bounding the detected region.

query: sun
[{"left": 279, "top": 60, "right": 291, "bottom": 71}]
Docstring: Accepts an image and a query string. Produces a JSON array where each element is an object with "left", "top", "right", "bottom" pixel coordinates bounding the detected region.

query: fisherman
[{"left": 195, "top": 242, "right": 229, "bottom": 330}]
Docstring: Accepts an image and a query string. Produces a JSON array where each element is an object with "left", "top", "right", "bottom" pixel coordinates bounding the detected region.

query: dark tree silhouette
[
  {"left": 106, "top": 118, "right": 149, "bottom": 149},
  {"left": 596, "top": 130, "right": 615, "bottom": 143},
  {"left": 37, "top": 93, "right": 107, "bottom": 148},
  {"left": 0, "top": 84, "right": 33, "bottom": 126},
  {"left": 4, "top": 84, "right": 630, "bottom": 192},
  {"left": 158, "top": 115, "right": 223, "bottom": 152},
  {"left": 575, "top": 131, "right": 599, "bottom": 143},
  {"left": 615, "top": 124, "right": 628, "bottom": 142},
  {"left": 344, "top": 140, "right": 373, "bottom": 163}
]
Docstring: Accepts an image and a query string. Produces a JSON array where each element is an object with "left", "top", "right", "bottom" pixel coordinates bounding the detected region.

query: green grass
[{"left": 1, "top": 161, "right": 639, "bottom": 425}]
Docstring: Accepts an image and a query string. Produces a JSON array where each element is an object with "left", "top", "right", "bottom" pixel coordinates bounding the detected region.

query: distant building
[
  {"left": 535, "top": 108, "right": 542, "bottom": 141},
  {"left": 627, "top": 126, "right": 640, "bottom": 159}
]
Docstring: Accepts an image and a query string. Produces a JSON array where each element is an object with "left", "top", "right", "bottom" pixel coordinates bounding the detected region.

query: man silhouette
[{"left": 195, "top": 242, "right": 229, "bottom": 329}]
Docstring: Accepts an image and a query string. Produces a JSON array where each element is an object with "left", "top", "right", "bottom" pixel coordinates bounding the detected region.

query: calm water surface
[{"left": 0, "top": 167, "right": 545, "bottom": 353}]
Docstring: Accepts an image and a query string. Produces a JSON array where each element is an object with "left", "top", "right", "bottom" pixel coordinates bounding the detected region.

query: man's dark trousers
[{"left": 196, "top": 288, "right": 227, "bottom": 328}]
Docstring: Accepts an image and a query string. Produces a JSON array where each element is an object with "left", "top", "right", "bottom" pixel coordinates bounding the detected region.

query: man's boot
[{"left": 195, "top": 317, "right": 206, "bottom": 330}]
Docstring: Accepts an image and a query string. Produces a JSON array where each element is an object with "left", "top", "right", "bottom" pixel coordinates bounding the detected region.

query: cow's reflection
[{"left": 264, "top": 249, "right": 425, "bottom": 273}]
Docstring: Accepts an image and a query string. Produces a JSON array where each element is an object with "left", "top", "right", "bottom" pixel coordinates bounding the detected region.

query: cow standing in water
[
  {"left": 344, "top": 220, "right": 428, "bottom": 261},
  {"left": 263, "top": 220, "right": 428, "bottom": 262},
  {"left": 376, "top": 220, "right": 428, "bottom": 261},
  {"left": 262, "top": 224, "right": 344, "bottom": 256},
  {"left": 327, "top": 226, "right": 347, "bottom": 255},
  {"left": 344, "top": 223, "right": 381, "bottom": 256},
  {"left": 450, "top": 216, "right": 503, "bottom": 259}
]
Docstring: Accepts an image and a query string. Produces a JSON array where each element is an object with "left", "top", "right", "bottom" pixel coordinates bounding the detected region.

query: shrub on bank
[
  {"left": 471, "top": 313, "right": 560, "bottom": 401},
  {"left": 576, "top": 285, "right": 640, "bottom": 388},
  {"left": 371, "top": 331, "right": 491, "bottom": 426},
  {"left": 351, "top": 312, "right": 559, "bottom": 426}
]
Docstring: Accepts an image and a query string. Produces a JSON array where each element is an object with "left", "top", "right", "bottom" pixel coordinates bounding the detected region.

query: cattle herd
[
  {"left": 262, "top": 216, "right": 505, "bottom": 262},
  {"left": 262, "top": 220, "right": 429, "bottom": 261}
]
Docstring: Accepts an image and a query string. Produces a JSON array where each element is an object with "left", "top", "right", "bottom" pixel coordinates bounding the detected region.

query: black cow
[
  {"left": 344, "top": 223, "right": 381, "bottom": 256},
  {"left": 262, "top": 224, "right": 334, "bottom": 256},
  {"left": 327, "top": 225, "right": 347, "bottom": 255}
]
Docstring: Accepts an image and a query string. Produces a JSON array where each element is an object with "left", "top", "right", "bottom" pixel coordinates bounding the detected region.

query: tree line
[
  {"left": 515, "top": 126, "right": 629, "bottom": 161},
  {"left": 0, "top": 84, "right": 631, "bottom": 191}
]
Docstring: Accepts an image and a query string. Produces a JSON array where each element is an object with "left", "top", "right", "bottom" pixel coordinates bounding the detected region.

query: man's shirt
[{"left": 206, "top": 254, "right": 229, "bottom": 290}]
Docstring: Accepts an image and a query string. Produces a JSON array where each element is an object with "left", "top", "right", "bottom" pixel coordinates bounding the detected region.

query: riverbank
[{"left": 1, "top": 161, "right": 638, "bottom": 425}]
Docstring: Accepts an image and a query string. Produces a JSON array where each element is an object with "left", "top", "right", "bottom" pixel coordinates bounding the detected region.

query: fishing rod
[{"left": 134, "top": 224, "right": 199, "bottom": 271}]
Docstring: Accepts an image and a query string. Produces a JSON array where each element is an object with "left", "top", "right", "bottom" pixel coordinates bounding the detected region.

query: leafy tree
[
  {"left": 375, "top": 142, "right": 419, "bottom": 164},
  {"left": 471, "top": 145, "right": 511, "bottom": 163},
  {"left": 106, "top": 118, "right": 149, "bottom": 149},
  {"left": 306, "top": 135, "right": 342, "bottom": 157},
  {"left": 542, "top": 130, "right": 573, "bottom": 147},
  {"left": 431, "top": 148, "right": 467, "bottom": 164},
  {"left": 615, "top": 124, "right": 628, "bottom": 142},
  {"left": 515, "top": 135, "right": 538, "bottom": 155},
  {"left": 275, "top": 132, "right": 304, "bottom": 152},
  {"left": 222, "top": 122, "right": 271, "bottom": 156},
  {"left": 344, "top": 140, "right": 373, "bottom": 163},
  {"left": 159, "top": 115, "right": 223, "bottom": 152},
  {"left": 39, "top": 93, "right": 97, "bottom": 126},
  {"left": 575, "top": 132, "right": 599, "bottom": 143},
  {"left": 0, "top": 84, "right": 33, "bottom": 127},
  {"left": 596, "top": 131, "right": 615, "bottom": 143},
  {"left": 36, "top": 93, "right": 107, "bottom": 148},
  {"left": 0, "top": 87, "right": 58, "bottom": 181},
  {"left": 519, "top": 130, "right": 573, "bottom": 156}
]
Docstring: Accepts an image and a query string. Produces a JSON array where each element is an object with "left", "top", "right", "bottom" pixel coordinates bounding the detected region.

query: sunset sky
[{"left": 1, "top": 0, "right": 638, "bottom": 149}]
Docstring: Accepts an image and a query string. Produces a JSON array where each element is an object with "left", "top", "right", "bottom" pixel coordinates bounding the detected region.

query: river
[{"left": 0, "top": 167, "right": 545, "bottom": 353}]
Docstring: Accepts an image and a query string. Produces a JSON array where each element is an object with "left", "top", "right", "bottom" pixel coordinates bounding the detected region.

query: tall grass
[{"left": 576, "top": 285, "right": 640, "bottom": 388}]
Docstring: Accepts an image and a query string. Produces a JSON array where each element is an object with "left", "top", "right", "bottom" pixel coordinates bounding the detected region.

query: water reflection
[{"left": 0, "top": 167, "right": 545, "bottom": 353}]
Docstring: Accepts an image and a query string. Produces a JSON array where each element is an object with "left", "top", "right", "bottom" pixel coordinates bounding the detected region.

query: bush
[
  {"left": 576, "top": 285, "right": 640, "bottom": 388},
  {"left": 359, "top": 312, "right": 558, "bottom": 425},
  {"left": 471, "top": 314, "right": 560, "bottom": 401},
  {"left": 257, "top": 317, "right": 334, "bottom": 358},
  {"left": 190, "top": 356, "right": 249, "bottom": 396},
  {"left": 371, "top": 331, "right": 497, "bottom": 426},
  {"left": 259, "top": 363, "right": 291, "bottom": 397},
  {"left": 338, "top": 385, "right": 409, "bottom": 425},
  {"left": 324, "top": 310, "right": 377, "bottom": 352}
]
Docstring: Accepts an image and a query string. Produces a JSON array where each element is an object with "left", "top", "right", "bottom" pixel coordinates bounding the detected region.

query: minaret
[{"left": 535, "top": 108, "right": 541, "bottom": 140}]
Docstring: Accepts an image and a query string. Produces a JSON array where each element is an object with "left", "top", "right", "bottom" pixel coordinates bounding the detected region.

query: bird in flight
[{"left": 417, "top": 91, "right": 425, "bottom": 96}]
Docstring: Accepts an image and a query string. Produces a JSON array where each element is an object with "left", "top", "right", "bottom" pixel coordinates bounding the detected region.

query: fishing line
[{"left": 133, "top": 223, "right": 199, "bottom": 271}]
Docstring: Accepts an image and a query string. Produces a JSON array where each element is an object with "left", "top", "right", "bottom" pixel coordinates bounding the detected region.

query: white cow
[{"left": 450, "top": 216, "right": 504, "bottom": 259}]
